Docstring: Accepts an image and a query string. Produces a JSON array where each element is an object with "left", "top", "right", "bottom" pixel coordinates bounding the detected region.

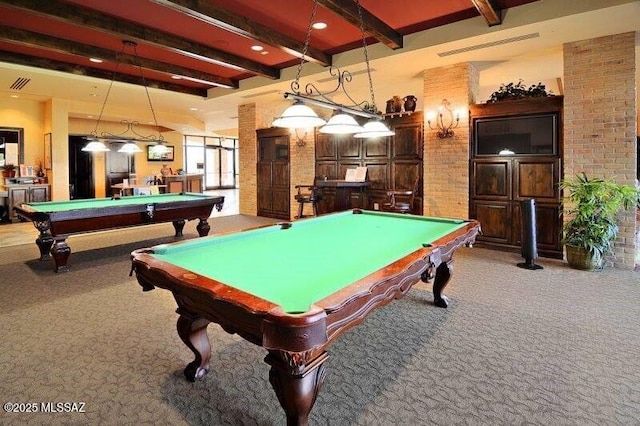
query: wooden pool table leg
[
  {"left": 432, "top": 260, "right": 453, "bottom": 308},
  {"left": 51, "top": 238, "right": 71, "bottom": 273},
  {"left": 265, "top": 350, "right": 328, "bottom": 426},
  {"left": 195, "top": 218, "right": 210, "bottom": 237},
  {"left": 176, "top": 311, "right": 211, "bottom": 382},
  {"left": 172, "top": 220, "right": 186, "bottom": 237}
]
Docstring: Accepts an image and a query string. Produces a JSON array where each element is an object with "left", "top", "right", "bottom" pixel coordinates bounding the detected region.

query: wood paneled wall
[{"left": 315, "top": 112, "right": 424, "bottom": 214}]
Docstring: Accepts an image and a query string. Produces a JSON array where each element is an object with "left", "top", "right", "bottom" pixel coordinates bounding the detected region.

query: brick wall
[
  {"left": 423, "top": 63, "right": 479, "bottom": 218},
  {"left": 238, "top": 103, "right": 257, "bottom": 215},
  {"left": 563, "top": 31, "right": 638, "bottom": 269}
]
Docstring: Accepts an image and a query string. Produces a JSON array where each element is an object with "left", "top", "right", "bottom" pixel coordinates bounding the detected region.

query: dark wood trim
[
  {"left": 470, "top": 0, "right": 502, "bottom": 26},
  {"left": 0, "top": 26, "right": 237, "bottom": 89},
  {"left": 0, "top": 50, "right": 208, "bottom": 97},
  {"left": 0, "top": 0, "right": 279, "bottom": 80},
  {"left": 150, "top": 0, "right": 331, "bottom": 67},
  {"left": 317, "top": 0, "right": 403, "bottom": 49}
]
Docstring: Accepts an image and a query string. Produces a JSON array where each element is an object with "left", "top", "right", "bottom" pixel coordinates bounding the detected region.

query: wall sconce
[
  {"left": 292, "top": 128, "right": 308, "bottom": 147},
  {"left": 426, "top": 99, "right": 464, "bottom": 139}
]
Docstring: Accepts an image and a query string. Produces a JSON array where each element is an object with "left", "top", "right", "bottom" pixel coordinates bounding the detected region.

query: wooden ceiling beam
[
  {"left": 0, "top": 27, "right": 238, "bottom": 89},
  {"left": 0, "top": 0, "right": 280, "bottom": 79},
  {"left": 470, "top": 0, "right": 502, "bottom": 26},
  {"left": 316, "top": 0, "right": 402, "bottom": 49},
  {"left": 0, "top": 50, "right": 208, "bottom": 97},
  {"left": 150, "top": 0, "right": 332, "bottom": 67}
]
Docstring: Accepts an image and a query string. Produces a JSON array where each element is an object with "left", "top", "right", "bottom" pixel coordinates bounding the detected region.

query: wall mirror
[{"left": 0, "top": 127, "right": 24, "bottom": 167}]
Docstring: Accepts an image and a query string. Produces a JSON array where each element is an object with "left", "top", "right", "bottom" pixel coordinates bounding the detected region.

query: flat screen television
[{"left": 473, "top": 113, "right": 557, "bottom": 156}]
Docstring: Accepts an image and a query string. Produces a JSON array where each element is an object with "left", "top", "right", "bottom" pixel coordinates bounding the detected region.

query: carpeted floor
[{"left": 0, "top": 214, "right": 639, "bottom": 425}]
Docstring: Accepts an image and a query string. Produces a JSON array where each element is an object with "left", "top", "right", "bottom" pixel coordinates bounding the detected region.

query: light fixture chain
[
  {"left": 131, "top": 42, "right": 161, "bottom": 138},
  {"left": 356, "top": 0, "right": 376, "bottom": 112},
  {"left": 92, "top": 44, "right": 124, "bottom": 137},
  {"left": 292, "top": 0, "right": 319, "bottom": 93}
]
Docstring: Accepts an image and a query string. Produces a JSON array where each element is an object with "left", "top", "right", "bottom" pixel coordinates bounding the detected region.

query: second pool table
[
  {"left": 15, "top": 192, "right": 224, "bottom": 272},
  {"left": 131, "top": 209, "right": 480, "bottom": 425}
]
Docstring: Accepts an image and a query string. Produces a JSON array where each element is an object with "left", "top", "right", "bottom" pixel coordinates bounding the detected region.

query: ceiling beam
[
  {"left": 470, "top": 0, "right": 502, "bottom": 26},
  {"left": 0, "top": 0, "right": 280, "bottom": 79},
  {"left": 0, "top": 50, "right": 208, "bottom": 97},
  {"left": 150, "top": 0, "right": 332, "bottom": 67},
  {"left": 0, "top": 27, "right": 238, "bottom": 89},
  {"left": 317, "top": 0, "right": 402, "bottom": 49}
]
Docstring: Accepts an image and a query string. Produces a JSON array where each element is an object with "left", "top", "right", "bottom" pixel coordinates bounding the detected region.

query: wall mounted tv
[{"left": 473, "top": 113, "right": 557, "bottom": 156}]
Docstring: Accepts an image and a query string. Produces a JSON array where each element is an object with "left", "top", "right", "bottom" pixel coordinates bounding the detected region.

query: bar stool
[{"left": 294, "top": 182, "right": 322, "bottom": 219}]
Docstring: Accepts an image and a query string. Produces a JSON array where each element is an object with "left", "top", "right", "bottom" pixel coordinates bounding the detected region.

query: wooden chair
[
  {"left": 381, "top": 177, "right": 420, "bottom": 214},
  {"left": 294, "top": 179, "right": 323, "bottom": 219}
]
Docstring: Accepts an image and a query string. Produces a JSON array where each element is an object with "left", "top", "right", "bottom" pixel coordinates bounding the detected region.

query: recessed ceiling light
[
  {"left": 87, "top": 115, "right": 94, "bottom": 118},
  {"left": 10, "top": 94, "right": 19, "bottom": 98},
  {"left": 260, "top": 51, "right": 269, "bottom": 55},
  {"left": 189, "top": 107, "right": 198, "bottom": 111},
  {"left": 171, "top": 75, "right": 182, "bottom": 79},
  {"left": 251, "top": 45, "right": 264, "bottom": 51},
  {"left": 89, "top": 58, "right": 103, "bottom": 63},
  {"left": 312, "top": 22, "right": 327, "bottom": 30}
]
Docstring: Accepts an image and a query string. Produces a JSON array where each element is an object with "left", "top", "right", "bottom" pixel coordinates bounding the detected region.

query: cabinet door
[
  {"left": 30, "top": 186, "right": 50, "bottom": 202},
  {"left": 8, "top": 187, "right": 29, "bottom": 220},
  {"left": 513, "top": 157, "right": 560, "bottom": 202},
  {"left": 471, "top": 159, "right": 511, "bottom": 201},
  {"left": 470, "top": 200, "right": 512, "bottom": 244}
]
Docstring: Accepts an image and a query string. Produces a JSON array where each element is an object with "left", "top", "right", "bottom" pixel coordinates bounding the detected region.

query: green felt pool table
[
  {"left": 131, "top": 209, "right": 480, "bottom": 425},
  {"left": 14, "top": 193, "right": 224, "bottom": 272}
]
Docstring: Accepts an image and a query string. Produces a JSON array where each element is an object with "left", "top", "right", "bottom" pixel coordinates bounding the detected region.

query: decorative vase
[
  {"left": 385, "top": 99, "right": 395, "bottom": 114},
  {"left": 392, "top": 95, "right": 402, "bottom": 112},
  {"left": 403, "top": 95, "right": 417, "bottom": 112},
  {"left": 565, "top": 245, "right": 601, "bottom": 271}
]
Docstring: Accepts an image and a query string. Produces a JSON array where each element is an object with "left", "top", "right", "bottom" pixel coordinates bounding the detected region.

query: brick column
[
  {"left": 423, "top": 63, "right": 479, "bottom": 218},
  {"left": 238, "top": 103, "right": 257, "bottom": 215},
  {"left": 563, "top": 32, "right": 638, "bottom": 269}
]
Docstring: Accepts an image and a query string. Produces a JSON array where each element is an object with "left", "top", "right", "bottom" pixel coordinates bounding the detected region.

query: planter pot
[
  {"left": 2, "top": 170, "right": 16, "bottom": 178},
  {"left": 565, "top": 245, "right": 602, "bottom": 271}
]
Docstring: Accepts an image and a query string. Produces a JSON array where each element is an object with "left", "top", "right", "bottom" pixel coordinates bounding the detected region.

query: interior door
[
  {"left": 256, "top": 129, "right": 290, "bottom": 220},
  {"left": 68, "top": 135, "right": 94, "bottom": 199}
]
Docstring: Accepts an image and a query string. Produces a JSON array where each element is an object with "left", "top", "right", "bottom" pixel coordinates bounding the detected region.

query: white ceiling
[{"left": 1, "top": 0, "right": 638, "bottom": 136}]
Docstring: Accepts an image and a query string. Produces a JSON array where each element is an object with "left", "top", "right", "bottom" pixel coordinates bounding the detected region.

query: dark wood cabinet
[
  {"left": 469, "top": 97, "right": 563, "bottom": 259},
  {"left": 315, "top": 112, "right": 423, "bottom": 215},
  {"left": 257, "top": 128, "right": 290, "bottom": 220},
  {"left": 6, "top": 184, "right": 51, "bottom": 221}
]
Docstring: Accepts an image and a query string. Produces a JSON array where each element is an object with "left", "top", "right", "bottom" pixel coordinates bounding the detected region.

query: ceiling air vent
[
  {"left": 10, "top": 77, "right": 31, "bottom": 90},
  {"left": 437, "top": 33, "right": 540, "bottom": 57}
]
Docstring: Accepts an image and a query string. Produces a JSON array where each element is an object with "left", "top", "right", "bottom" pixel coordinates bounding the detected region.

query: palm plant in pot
[{"left": 560, "top": 173, "right": 640, "bottom": 270}]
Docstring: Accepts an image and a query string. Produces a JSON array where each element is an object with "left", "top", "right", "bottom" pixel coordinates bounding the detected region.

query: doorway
[{"left": 68, "top": 136, "right": 94, "bottom": 199}]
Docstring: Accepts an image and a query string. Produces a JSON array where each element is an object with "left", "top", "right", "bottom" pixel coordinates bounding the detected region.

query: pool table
[
  {"left": 130, "top": 209, "right": 480, "bottom": 425},
  {"left": 15, "top": 193, "right": 224, "bottom": 272}
]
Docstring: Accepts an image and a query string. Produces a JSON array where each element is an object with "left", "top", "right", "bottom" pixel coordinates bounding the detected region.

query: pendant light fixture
[
  {"left": 272, "top": 0, "right": 393, "bottom": 138},
  {"left": 82, "top": 40, "right": 168, "bottom": 153}
]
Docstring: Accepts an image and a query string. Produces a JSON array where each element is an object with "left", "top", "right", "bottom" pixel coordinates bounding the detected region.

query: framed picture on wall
[
  {"left": 44, "top": 133, "right": 52, "bottom": 169},
  {"left": 146, "top": 145, "right": 174, "bottom": 161}
]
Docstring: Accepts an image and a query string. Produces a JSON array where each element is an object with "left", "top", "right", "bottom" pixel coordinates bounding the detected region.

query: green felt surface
[
  {"left": 151, "top": 211, "right": 467, "bottom": 314},
  {"left": 25, "top": 193, "right": 211, "bottom": 212}
]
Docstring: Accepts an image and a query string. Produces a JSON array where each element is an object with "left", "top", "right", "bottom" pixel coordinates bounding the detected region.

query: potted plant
[
  {"left": 560, "top": 173, "right": 640, "bottom": 270},
  {"left": 487, "top": 80, "right": 552, "bottom": 103},
  {"left": 1, "top": 163, "right": 17, "bottom": 178}
]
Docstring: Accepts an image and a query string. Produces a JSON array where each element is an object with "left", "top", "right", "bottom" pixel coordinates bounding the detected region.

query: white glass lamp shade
[
  {"left": 354, "top": 120, "right": 395, "bottom": 138},
  {"left": 150, "top": 143, "right": 171, "bottom": 154},
  {"left": 117, "top": 142, "right": 142, "bottom": 153},
  {"left": 319, "top": 113, "right": 363, "bottom": 134},
  {"left": 81, "top": 140, "right": 110, "bottom": 152},
  {"left": 272, "top": 101, "right": 326, "bottom": 128}
]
